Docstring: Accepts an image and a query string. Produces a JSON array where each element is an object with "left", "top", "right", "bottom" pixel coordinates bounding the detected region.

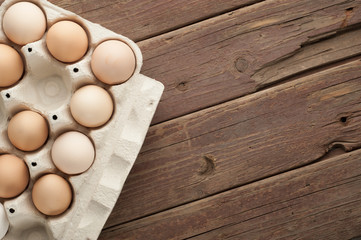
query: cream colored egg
[
  {"left": 32, "top": 174, "right": 72, "bottom": 216},
  {"left": 3, "top": 2, "right": 46, "bottom": 45},
  {"left": 91, "top": 40, "right": 136, "bottom": 85},
  {"left": 46, "top": 20, "right": 88, "bottom": 62},
  {"left": 8, "top": 110, "right": 49, "bottom": 151},
  {"left": 0, "top": 154, "right": 29, "bottom": 198},
  {"left": 0, "top": 44, "right": 24, "bottom": 87},
  {"left": 70, "top": 85, "right": 114, "bottom": 127},
  {"left": 51, "top": 131, "right": 95, "bottom": 175}
]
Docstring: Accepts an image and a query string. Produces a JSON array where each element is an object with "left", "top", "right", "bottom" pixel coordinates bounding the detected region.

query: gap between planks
[
  {"left": 36, "top": 0, "right": 361, "bottom": 236},
  {"left": 101, "top": 146, "right": 361, "bottom": 239},
  {"left": 133, "top": 0, "right": 266, "bottom": 42},
  {"left": 48, "top": 0, "right": 265, "bottom": 42},
  {"left": 138, "top": 0, "right": 361, "bottom": 124},
  {"left": 104, "top": 0, "right": 361, "bottom": 228},
  {"left": 103, "top": 137, "right": 359, "bottom": 231},
  {"left": 104, "top": 58, "right": 361, "bottom": 230}
]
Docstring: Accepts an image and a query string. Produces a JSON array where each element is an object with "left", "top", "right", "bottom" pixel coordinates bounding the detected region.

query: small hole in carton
[
  {"left": 31, "top": 162, "right": 37, "bottom": 167},
  {"left": 73, "top": 68, "right": 79, "bottom": 73},
  {"left": 52, "top": 115, "right": 58, "bottom": 120},
  {"left": 5, "top": 93, "right": 10, "bottom": 98},
  {"left": 9, "top": 208, "right": 15, "bottom": 213},
  {"left": 28, "top": 48, "right": 32, "bottom": 53}
]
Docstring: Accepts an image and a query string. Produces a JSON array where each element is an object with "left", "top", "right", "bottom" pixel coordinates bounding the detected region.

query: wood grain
[
  {"left": 139, "top": 0, "right": 361, "bottom": 124},
  {"left": 48, "top": 0, "right": 262, "bottom": 42},
  {"left": 252, "top": 27, "right": 361, "bottom": 87},
  {"left": 100, "top": 149, "right": 361, "bottom": 239},
  {"left": 1, "top": 0, "right": 360, "bottom": 124},
  {"left": 0, "top": 0, "right": 262, "bottom": 41},
  {"left": 105, "top": 59, "right": 361, "bottom": 228},
  {"left": 1, "top": 0, "right": 360, "bottom": 238}
]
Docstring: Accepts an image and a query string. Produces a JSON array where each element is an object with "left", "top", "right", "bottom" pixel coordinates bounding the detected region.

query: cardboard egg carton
[{"left": 0, "top": 0, "right": 164, "bottom": 239}]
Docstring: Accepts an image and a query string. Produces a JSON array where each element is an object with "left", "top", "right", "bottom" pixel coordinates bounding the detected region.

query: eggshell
[
  {"left": 91, "top": 40, "right": 136, "bottom": 85},
  {"left": 70, "top": 85, "right": 113, "bottom": 127},
  {"left": 0, "top": 154, "right": 29, "bottom": 198},
  {"left": 7, "top": 110, "right": 48, "bottom": 151},
  {"left": 32, "top": 174, "right": 72, "bottom": 216},
  {"left": 0, "top": 202, "right": 9, "bottom": 239},
  {"left": 0, "top": 44, "right": 24, "bottom": 87},
  {"left": 51, "top": 131, "right": 95, "bottom": 175},
  {"left": 46, "top": 20, "right": 88, "bottom": 63},
  {"left": 2, "top": 2, "right": 46, "bottom": 45}
]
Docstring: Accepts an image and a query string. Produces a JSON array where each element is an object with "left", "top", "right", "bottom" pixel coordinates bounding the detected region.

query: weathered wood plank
[
  {"left": 100, "top": 149, "right": 361, "bottom": 239},
  {"left": 252, "top": 27, "right": 361, "bottom": 87},
  {"left": 104, "top": 59, "right": 361, "bottom": 228},
  {"left": 47, "top": 0, "right": 262, "bottom": 41},
  {"left": 139, "top": 0, "right": 361, "bottom": 124},
  {"left": 0, "top": 0, "right": 262, "bottom": 42},
  {"left": 142, "top": 27, "right": 361, "bottom": 154}
]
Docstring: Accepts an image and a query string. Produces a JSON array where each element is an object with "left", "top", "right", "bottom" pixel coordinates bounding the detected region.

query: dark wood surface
[
  {"left": 101, "top": 148, "right": 361, "bottom": 239},
  {"left": 3, "top": 0, "right": 361, "bottom": 239},
  {"left": 104, "top": 58, "right": 361, "bottom": 230}
]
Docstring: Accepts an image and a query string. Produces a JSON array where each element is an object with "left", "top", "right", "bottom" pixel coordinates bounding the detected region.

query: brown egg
[
  {"left": 0, "top": 44, "right": 24, "bottom": 87},
  {"left": 32, "top": 174, "right": 72, "bottom": 216},
  {"left": 91, "top": 40, "right": 136, "bottom": 85},
  {"left": 8, "top": 110, "right": 48, "bottom": 151},
  {"left": 0, "top": 154, "right": 29, "bottom": 198},
  {"left": 46, "top": 20, "right": 88, "bottom": 63}
]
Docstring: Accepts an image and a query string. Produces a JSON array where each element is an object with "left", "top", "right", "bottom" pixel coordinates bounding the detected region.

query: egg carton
[{"left": 0, "top": 0, "right": 164, "bottom": 239}]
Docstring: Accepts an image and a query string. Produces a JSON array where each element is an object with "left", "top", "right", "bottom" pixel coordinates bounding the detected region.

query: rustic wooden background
[{"left": 9, "top": 0, "right": 361, "bottom": 239}]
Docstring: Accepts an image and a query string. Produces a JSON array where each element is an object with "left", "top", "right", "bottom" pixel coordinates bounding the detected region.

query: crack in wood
[
  {"left": 327, "top": 141, "right": 361, "bottom": 152},
  {"left": 96, "top": 0, "right": 361, "bottom": 236},
  {"left": 252, "top": 26, "right": 361, "bottom": 88},
  {"left": 342, "top": 7, "right": 354, "bottom": 28}
]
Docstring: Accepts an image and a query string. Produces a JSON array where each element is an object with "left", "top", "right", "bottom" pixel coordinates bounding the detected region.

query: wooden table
[{"left": 18, "top": 0, "right": 361, "bottom": 239}]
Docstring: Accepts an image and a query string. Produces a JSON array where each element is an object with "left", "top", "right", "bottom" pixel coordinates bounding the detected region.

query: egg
[
  {"left": 0, "top": 202, "right": 9, "bottom": 239},
  {"left": 91, "top": 40, "right": 136, "bottom": 85},
  {"left": 46, "top": 20, "right": 88, "bottom": 63},
  {"left": 51, "top": 131, "right": 95, "bottom": 175},
  {"left": 3, "top": 2, "right": 46, "bottom": 45},
  {"left": 32, "top": 174, "right": 72, "bottom": 216},
  {"left": 70, "top": 85, "right": 113, "bottom": 127},
  {"left": 8, "top": 110, "right": 49, "bottom": 151},
  {"left": 0, "top": 154, "right": 29, "bottom": 198},
  {"left": 0, "top": 44, "right": 24, "bottom": 87}
]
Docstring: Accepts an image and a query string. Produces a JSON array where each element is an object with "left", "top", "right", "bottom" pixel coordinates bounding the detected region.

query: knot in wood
[
  {"left": 176, "top": 81, "right": 188, "bottom": 91},
  {"left": 198, "top": 155, "right": 216, "bottom": 175},
  {"left": 235, "top": 57, "right": 248, "bottom": 73}
]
